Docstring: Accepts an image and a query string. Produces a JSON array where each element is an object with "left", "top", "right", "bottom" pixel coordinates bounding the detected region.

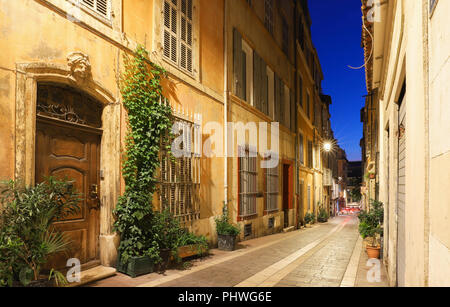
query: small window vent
[{"left": 244, "top": 224, "right": 252, "bottom": 237}]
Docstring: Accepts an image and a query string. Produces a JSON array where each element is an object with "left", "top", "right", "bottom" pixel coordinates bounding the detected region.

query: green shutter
[
  {"left": 290, "top": 89, "right": 295, "bottom": 132},
  {"left": 274, "top": 74, "right": 280, "bottom": 122},
  {"left": 261, "top": 59, "right": 268, "bottom": 115},
  {"left": 233, "top": 28, "right": 243, "bottom": 99},
  {"left": 253, "top": 51, "right": 261, "bottom": 110}
]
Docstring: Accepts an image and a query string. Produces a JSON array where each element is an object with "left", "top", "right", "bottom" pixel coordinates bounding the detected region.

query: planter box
[
  {"left": 116, "top": 254, "right": 155, "bottom": 278},
  {"left": 177, "top": 244, "right": 208, "bottom": 259},
  {"left": 218, "top": 234, "right": 236, "bottom": 251}
]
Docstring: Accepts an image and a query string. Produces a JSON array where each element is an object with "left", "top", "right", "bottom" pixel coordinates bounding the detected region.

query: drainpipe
[{"left": 223, "top": 0, "right": 228, "bottom": 210}]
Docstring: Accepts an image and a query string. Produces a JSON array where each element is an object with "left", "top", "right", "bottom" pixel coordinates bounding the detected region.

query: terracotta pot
[{"left": 366, "top": 245, "right": 381, "bottom": 259}]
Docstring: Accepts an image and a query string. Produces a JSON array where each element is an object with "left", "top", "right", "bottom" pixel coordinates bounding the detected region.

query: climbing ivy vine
[{"left": 113, "top": 46, "right": 173, "bottom": 263}]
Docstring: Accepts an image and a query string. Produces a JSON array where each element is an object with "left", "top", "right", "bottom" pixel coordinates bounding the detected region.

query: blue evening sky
[{"left": 308, "top": 0, "right": 366, "bottom": 162}]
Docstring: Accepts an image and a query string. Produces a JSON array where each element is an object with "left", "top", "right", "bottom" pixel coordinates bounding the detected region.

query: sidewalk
[{"left": 85, "top": 216, "right": 388, "bottom": 287}]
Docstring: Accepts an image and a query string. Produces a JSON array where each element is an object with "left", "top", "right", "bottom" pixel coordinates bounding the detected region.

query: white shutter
[
  {"left": 82, "top": 0, "right": 110, "bottom": 18},
  {"left": 163, "top": 0, "right": 178, "bottom": 63}
]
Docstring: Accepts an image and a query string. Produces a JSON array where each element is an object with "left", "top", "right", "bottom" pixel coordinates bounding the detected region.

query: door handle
[{"left": 89, "top": 184, "right": 100, "bottom": 210}]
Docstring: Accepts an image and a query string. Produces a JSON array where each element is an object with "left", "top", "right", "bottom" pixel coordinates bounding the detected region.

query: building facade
[
  {"left": 362, "top": 0, "right": 450, "bottom": 286},
  {"left": 0, "top": 0, "right": 340, "bottom": 274}
]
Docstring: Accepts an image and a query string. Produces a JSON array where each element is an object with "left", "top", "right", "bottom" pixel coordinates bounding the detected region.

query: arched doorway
[{"left": 35, "top": 83, "right": 103, "bottom": 270}]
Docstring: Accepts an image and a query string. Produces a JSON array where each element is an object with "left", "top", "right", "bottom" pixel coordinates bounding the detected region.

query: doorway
[
  {"left": 35, "top": 83, "right": 102, "bottom": 270},
  {"left": 282, "top": 163, "right": 292, "bottom": 228}
]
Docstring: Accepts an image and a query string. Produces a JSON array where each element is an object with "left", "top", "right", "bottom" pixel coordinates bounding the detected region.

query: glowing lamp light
[{"left": 323, "top": 142, "right": 332, "bottom": 152}]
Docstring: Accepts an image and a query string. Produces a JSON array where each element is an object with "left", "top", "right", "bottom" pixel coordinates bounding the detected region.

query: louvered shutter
[
  {"left": 180, "top": 0, "right": 193, "bottom": 72},
  {"left": 290, "top": 89, "right": 295, "bottom": 132},
  {"left": 82, "top": 0, "right": 110, "bottom": 18},
  {"left": 163, "top": 0, "right": 178, "bottom": 63},
  {"left": 274, "top": 74, "right": 280, "bottom": 122},
  {"left": 233, "top": 28, "right": 244, "bottom": 99},
  {"left": 299, "top": 76, "right": 303, "bottom": 107},
  {"left": 261, "top": 60, "right": 268, "bottom": 115},
  {"left": 279, "top": 81, "right": 285, "bottom": 126},
  {"left": 253, "top": 51, "right": 261, "bottom": 111}
]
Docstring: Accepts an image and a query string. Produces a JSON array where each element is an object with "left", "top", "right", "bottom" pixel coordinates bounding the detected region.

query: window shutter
[
  {"left": 290, "top": 89, "right": 295, "bottom": 132},
  {"left": 233, "top": 28, "right": 243, "bottom": 99},
  {"left": 253, "top": 51, "right": 261, "bottom": 111},
  {"left": 279, "top": 82, "right": 285, "bottom": 126},
  {"left": 274, "top": 74, "right": 280, "bottom": 122},
  {"left": 163, "top": 0, "right": 178, "bottom": 63},
  {"left": 299, "top": 76, "right": 303, "bottom": 108},
  {"left": 180, "top": 0, "right": 193, "bottom": 72},
  {"left": 81, "top": 0, "right": 110, "bottom": 18},
  {"left": 261, "top": 60, "right": 268, "bottom": 115}
]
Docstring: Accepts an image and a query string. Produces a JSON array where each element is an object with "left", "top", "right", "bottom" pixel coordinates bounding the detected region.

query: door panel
[{"left": 36, "top": 119, "right": 101, "bottom": 270}]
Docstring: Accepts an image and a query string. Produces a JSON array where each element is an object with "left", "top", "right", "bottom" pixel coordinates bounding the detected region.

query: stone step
[
  {"left": 283, "top": 226, "right": 295, "bottom": 233},
  {"left": 66, "top": 265, "right": 116, "bottom": 287}
]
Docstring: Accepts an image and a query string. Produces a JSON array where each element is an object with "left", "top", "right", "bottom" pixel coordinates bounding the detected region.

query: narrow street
[{"left": 88, "top": 216, "right": 387, "bottom": 287}]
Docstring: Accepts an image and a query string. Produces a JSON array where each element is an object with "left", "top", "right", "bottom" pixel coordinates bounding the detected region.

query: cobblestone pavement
[{"left": 88, "top": 215, "right": 389, "bottom": 287}]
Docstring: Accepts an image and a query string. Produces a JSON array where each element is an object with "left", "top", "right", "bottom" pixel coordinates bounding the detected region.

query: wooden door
[{"left": 36, "top": 118, "right": 101, "bottom": 270}]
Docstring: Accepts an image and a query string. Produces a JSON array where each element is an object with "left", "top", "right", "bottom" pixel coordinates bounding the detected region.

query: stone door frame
[{"left": 14, "top": 62, "right": 121, "bottom": 266}]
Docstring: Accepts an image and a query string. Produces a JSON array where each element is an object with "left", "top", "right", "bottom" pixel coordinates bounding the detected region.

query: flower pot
[
  {"left": 116, "top": 254, "right": 155, "bottom": 278},
  {"left": 366, "top": 245, "right": 381, "bottom": 259},
  {"left": 158, "top": 248, "right": 172, "bottom": 272},
  {"left": 305, "top": 223, "right": 312, "bottom": 228},
  {"left": 217, "top": 234, "right": 236, "bottom": 251},
  {"left": 177, "top": 244, "right": 208, "bottom": 259}
]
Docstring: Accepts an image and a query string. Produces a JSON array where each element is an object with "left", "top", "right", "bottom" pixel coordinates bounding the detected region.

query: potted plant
[
  {"left": 215, "top": 202, "right": 240, "bottom": 251},
  {"left": 317, "top": 207, "right": 329, "bottom": 223},
  {"left": 152, "top": 209, "right": 184, "bottom": 272},
  {"left": 304, "top": 212, "right": 315, "bottom": 227},
  {"left": 0, "top": 178, "right": 81, "bottom": 287},
  {"left": 358, "top": 200, "right": 384, "bottom": 259},
  {"left": 175, "top": 231, "right": 209, "bottom": 260}
]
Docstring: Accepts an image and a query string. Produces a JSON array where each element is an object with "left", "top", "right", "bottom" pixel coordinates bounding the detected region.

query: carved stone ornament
[{"left": 67, "top": 52, "right": 92, "bottom": 80}]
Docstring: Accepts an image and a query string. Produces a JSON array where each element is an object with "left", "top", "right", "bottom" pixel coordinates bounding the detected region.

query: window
[
  {"left": 246, "top": 0, "right": 252, "bottom": 7},
  {"left": 299, "top": 133, "right": 304, "bottom": 165},
  {"left": 430, "top": 0, "right": 438, "bottom": 12},
  {"left": 265, "top": 153, "right": 279, "bottom": 212},
  {"left": 80, "top": 0, "right": 111, "bottom": 18},
  {"left": 264, "top": 0, "right": 274, "bottom": 35},
  {"left": 307, "top": 140, "right": 313, "bottom": 168},
  {"left": 239, "top": 146, "right": 257, "bottom": 218},
  {"left": 160, "top": 112, "right": 201, "bottom": 223},
  {"left": 282, "top": 18, "right": 289, "bottom": 55},
  {"left": 163, "top": 0, "right": 193, "bottom": 73},
  {"left": 233, "top": 28, "right": 253, "bottom": 104}
]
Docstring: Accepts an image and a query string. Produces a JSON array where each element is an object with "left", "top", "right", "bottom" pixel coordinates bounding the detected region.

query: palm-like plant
[{"left": 0, "top": 178, "right": 81, "bottom": 286}]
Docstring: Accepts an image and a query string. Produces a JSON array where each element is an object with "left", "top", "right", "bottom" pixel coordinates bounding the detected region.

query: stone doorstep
[
  {"left": 283, "top": 226, "right": 295, "bottom": 233},
  {"left": 66, "top": 266, "right": 117, "bottom": 287}
]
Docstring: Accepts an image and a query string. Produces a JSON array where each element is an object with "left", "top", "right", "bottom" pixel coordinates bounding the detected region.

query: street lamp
[{"left": 323, "top": 141, "right": 332, "bottom": 152}]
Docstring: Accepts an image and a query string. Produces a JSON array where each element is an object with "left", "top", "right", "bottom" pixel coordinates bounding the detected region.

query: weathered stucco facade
[{"left": 0, "top": 0, "right": 339, "bottom": 274}]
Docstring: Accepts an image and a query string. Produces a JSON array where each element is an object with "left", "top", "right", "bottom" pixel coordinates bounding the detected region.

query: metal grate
[
  {"left": 265, "top": 155, "right": 279, "bottom": 212},
  {"left": 239, "top": 146, "right": 257, "bottom": 218},
  {"left": 159, "top": 100, "right": 201, "bottom": 224}
]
